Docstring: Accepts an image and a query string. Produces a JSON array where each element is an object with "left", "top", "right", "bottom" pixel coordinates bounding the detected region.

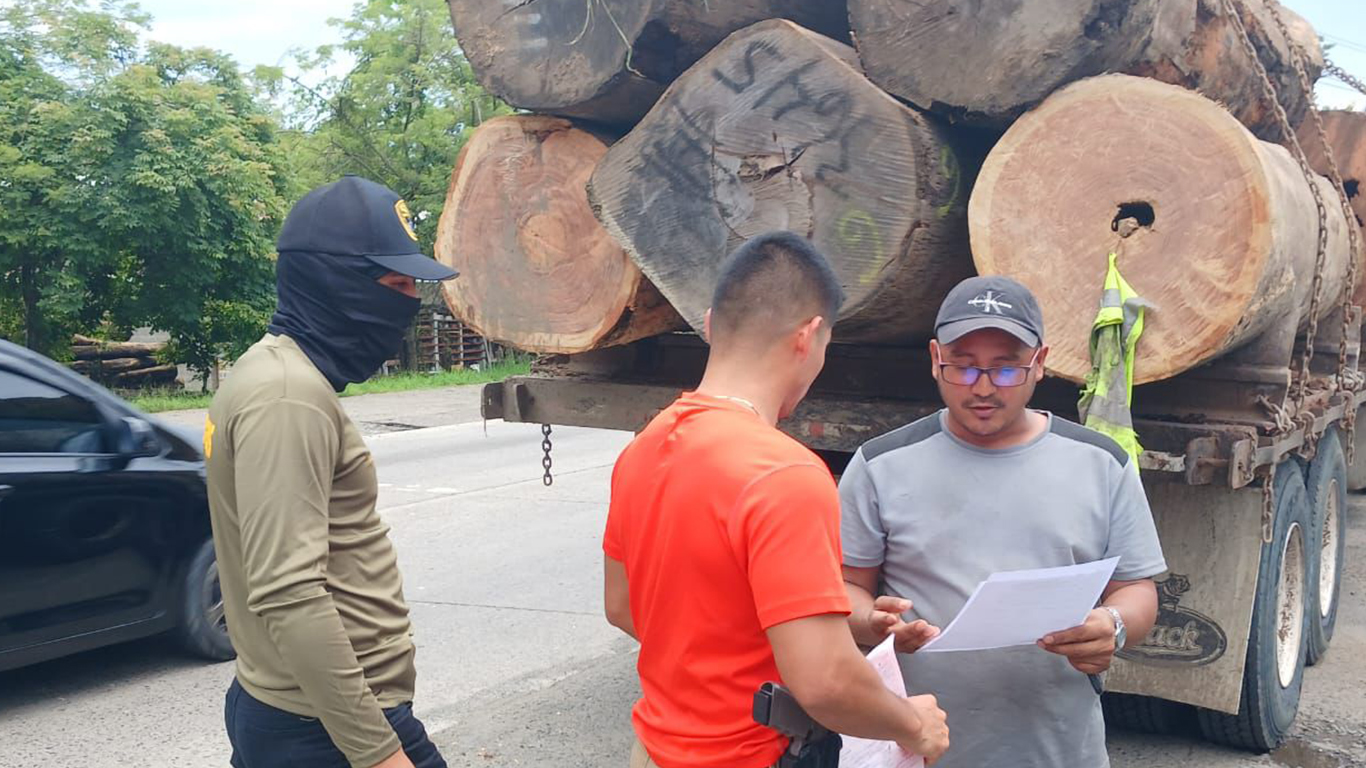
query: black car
[{"left": 0, "top": 339, "right": 232, "bottom": 671}]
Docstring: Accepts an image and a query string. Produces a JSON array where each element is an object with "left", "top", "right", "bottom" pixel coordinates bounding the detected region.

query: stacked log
[
  {"left": 1299, "top": 110, "right": 1366, "bottom": 303},
  {"left": 968, "top": 75, "right": 1352, "bottom": 385},
  {"left": 588, "top": 20, "right": 976, "bottom": 343},
  {"left": 849, "top": 0, "right": 1322, "bottom": 140},
  {"left": 438, "top": 0, "right": 1358, "bottom": 385},
  {"left": 69, "top": 335, "right": 178, "bottom": 388},
  {"left": 447, "top": 0, "right": 850, "bottom": 126},
  {"left": 435, "top": 115, "right": 684, "bottom": 354}
]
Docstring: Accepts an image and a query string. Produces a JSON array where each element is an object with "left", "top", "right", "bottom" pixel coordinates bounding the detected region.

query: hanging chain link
[
  {"left": 1264, "top": 3, "right": 1365, "bottom": 465},
  {"left": 541, "top": 423, "right": 554, "bottom": 486},
  {"left": 1325, "top": 61, "right": 1366, "bottom": 97},
  {"left": 1221, "top": 0, "right": 1332, "bottom": 416},
  {"left": 1261, "top": 467, "right": 1276, "bottom": 544}
]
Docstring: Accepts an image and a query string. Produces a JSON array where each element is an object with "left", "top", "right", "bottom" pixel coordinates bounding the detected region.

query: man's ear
[
  {"left": 1033, "top": 344, "right": 1050, "bottom": 383},
  {"left": 929, "top": 339, "right": 942, "bottom": 382},
  {"left": 703, "top": 309, "right": 713, "bottom": 345},
  {"left": 794, "top": 315, "right": 823, "bottom": 356}
]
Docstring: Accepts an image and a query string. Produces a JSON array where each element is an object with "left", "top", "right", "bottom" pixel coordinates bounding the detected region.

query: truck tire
[
  {"left": 1197, "top": 461, "right": 1310, "bottom": 752},
  {"left": 1305, "top": 428, "right": 1347, "bottom": 666},
  {"left": 1101, "top": 692, "right": 1189, "bottom": 735},
  {"left": 1346, "top": 406, "right": 1366, "bottom": 491},
  {"left": 173, "top": 537, "right": 236, "bottom": 661}
]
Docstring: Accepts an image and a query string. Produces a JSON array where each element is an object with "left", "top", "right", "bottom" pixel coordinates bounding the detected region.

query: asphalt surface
[{"left": 1, "top": 386, "right": 1362, "bottom": 767}]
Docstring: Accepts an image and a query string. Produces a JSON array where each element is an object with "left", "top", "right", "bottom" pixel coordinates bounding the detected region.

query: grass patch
[
  {"left": 127, "top": 391, "right": 215, "bottom": 414},
  {"left": 339, "top": 359, "right": 531, "bottom": 396},
  {"left": 124, "top": 358, "right": 532, "bottom": 414}
]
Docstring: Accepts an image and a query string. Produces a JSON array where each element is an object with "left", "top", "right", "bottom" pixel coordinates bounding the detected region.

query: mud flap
[{"left": 1104, "top": 473, "right": 1264, "bottom": 715}]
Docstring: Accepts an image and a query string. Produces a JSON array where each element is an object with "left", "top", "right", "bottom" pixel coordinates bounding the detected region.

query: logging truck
[{"left": 440, "top": 0, "right": 1364, "bottom": 753}]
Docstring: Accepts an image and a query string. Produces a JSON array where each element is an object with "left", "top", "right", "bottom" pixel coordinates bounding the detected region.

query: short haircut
[{"left": 709, "top": 232, "right": 845, "bottom": 347}]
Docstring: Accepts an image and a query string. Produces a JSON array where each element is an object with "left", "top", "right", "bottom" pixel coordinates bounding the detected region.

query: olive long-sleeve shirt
[{"left": 206, "top": 334, "right": 415, "bottom": 768}]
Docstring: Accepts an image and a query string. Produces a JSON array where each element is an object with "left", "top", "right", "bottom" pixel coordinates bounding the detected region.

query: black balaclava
[{"left": 268, "top": 251, "right": 420, "bottom": 392}]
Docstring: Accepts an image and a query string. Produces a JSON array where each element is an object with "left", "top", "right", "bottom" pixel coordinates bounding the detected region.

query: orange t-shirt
[{"left": 603, "top": 392, "right": 851, "bottom": 768}]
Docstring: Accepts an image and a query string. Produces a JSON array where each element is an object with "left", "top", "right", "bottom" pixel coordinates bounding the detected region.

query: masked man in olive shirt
[{"left": 205, "top": 176, "right": 457, "bottom": 768}]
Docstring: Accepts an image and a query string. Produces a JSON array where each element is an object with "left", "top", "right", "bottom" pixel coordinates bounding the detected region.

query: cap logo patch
[
  {"left": 394, "top": 199, "right": 419, "bottom": 242},
  {"left": 969, "top": 290, "right": 1012, "bottom": 314}
]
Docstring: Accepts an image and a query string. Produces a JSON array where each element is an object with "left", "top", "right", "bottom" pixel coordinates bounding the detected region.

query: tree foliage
[
  {"left": 276, "top": 0, "right": 511, "bottom": 250},
  {"left": 0, "top": 0, "right": 289, "bottom": 370},
  {"left": 2, "top": 0, "right": 507, "bottom": 373}
]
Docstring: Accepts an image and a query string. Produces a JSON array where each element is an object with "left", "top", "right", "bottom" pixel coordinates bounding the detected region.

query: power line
[{"left": 1323, "top": 34, "right": 1366, "bottom": 55}]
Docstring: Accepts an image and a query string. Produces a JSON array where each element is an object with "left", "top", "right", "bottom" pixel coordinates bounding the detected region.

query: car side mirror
[{"left": 112, "top": 416, "right": 161, "bottom": 459}]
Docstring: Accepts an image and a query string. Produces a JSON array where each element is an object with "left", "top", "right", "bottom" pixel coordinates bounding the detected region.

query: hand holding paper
[
  {"left": 838, "top": 635, "right": 928, "bottom": 768},
  {"left": 1038, "top": 607, "right": 1120, "bottom": 674},
  {"left": 919, "top": 558, "right": 1120, "bottom": 653}
]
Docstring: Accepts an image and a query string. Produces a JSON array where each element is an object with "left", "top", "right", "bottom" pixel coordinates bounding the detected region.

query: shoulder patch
[
  {"left": 202, "top": 416, "right": 215, "bottom": 459},
  {"left": 862, "top": 412, "right": 943, "bottom": 462},
  {"left": 1051, "top": 417, "right": 1129, "bottom": 467}
]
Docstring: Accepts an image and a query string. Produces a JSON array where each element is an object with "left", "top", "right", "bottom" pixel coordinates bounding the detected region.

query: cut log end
[
  {"left": 850, "top": 0, "right": 1322, "bottom": 139},
  {"left": 449, "top": 0, "right": 852, "bottom": 125},
  {"left": 590, "top": 19, "right": 975, "bottom": 344},
  {"left": 970, "top": 74, "right": 1349, "bottom": 385},
  {"left": 436, "top": 115, "right": 681, "bottom": 354}
]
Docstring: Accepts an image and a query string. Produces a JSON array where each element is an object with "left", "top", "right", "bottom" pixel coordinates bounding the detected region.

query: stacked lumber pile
[
  {"left": 68, "top": 335, "right": 178, "bottom": 388},
  {"left": 437, "top": 0, "right": 1359, "bottom": 383}
]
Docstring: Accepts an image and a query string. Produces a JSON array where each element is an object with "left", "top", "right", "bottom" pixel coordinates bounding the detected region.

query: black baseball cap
[
  {"left": 277, "top": 175, "right": 458, "bottom": 281},
  {"left": 934, "top": 275, "right": 1044, "bottom": 347}
]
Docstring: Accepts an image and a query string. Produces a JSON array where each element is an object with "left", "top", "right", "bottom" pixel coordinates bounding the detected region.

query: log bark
[
  {"left": 589, "top": 19, "right": 977, "bottom": 343},
  {"left": 435, "top": 115, "right": 683, "bottom": 354},
  {"left": 111, "top": 364, "right": 178, "bottom": 386},
  {"left": 850, "top": 0, "right": 1323, "bottom": 140},
  {"left": 70, "top": 356, "right": 153, "bottom": 376},
  {"left": 1299, "top": 110, "right": 1366, "bottom": 301},
  {"left": 72, "top": 341, "right": 164, "bottom": 360},
  {"left": 969, "top": 74, "right": 1352, "bottom": 385},
  {"left": 447, "top": 0, "right": 851, "bottom": 126}
]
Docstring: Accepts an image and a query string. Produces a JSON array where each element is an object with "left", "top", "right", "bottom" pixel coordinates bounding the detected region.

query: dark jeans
[{"left": 225, "top": 678, "right": 447, "bottom": 768}]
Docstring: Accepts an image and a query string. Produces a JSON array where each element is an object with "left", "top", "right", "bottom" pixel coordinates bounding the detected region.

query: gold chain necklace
[{"left": 709, "top": 394, "right": 761, "bottom": 416}]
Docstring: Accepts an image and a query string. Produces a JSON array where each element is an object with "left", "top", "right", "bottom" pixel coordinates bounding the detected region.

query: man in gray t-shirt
[{"left": 840, "top": 275, "right": 1166, "bottom": 768}]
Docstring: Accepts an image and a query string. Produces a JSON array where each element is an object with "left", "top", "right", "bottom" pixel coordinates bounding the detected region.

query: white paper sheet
[
  {"left": 919, "top": 557, "right": 1121, "bottom": 653},
  {"left": 838, "top": 634, "right": 926, "bottom": 768}
]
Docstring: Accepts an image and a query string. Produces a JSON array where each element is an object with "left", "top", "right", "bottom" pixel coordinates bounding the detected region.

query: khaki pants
[
  {"left": 629, "top": 739, "right": 779, "bottom": 768},
  {"left": 629, "top": 739, "right": 658, "bottom": 768}
]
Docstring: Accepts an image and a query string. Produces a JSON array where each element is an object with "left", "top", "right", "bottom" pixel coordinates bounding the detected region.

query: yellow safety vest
[{"left": 1078, "top": 252, "right": 1148, "bottom": 464}]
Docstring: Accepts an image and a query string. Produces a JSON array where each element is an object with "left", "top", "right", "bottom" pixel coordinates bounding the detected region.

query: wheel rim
[
  {"left": 1320, "top": 480, "right": 1340, "bottom": 620},
  {"left": 204, "top": 560, "right": 227, "bottom": 633},
  {"left": 1276, "top": 521, "right": 1306, "bottom": 689}
]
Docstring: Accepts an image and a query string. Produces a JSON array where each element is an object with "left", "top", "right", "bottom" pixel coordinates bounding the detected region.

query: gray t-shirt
[{"left": 840, "top": 410, "right": 1167, "bottom": 768}]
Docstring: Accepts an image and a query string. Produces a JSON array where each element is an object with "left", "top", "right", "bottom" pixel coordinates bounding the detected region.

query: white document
[
  {"left": 838, "top": 634, "right": 926, "bottom": 768},
  {"left": 919, "top": 557, "right": 1121, "bottom": 653}
]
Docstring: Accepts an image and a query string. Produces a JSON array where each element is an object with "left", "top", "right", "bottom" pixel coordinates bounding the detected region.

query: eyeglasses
[{"left": 936, "top": 349, "right": 1040, "bottom": 388}]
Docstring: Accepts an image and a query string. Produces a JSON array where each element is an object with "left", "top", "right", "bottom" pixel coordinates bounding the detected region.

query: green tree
[
  {"left": 0, "top": 0, "right": 289, "bottom": 372},
  {"left": 279, "top": 0, "right": 510, "bottom": 249}
]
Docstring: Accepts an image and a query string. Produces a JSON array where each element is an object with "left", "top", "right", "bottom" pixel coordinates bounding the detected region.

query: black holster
[{"left": 753, "top": 682, "right": 842, "bottom": 767}]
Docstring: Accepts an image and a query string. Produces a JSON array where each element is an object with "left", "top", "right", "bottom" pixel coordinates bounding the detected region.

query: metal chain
[
  {"left": 1264, "top": 3, "right": 1366, "bottom": 466},
  {"left": 1265, "top": 5, "right": 1363, "bottom": 381},
  {"left": 1221, "top": 0, "right": 1331, "bottom": 414},
  {"left": 1261, "top": 468, "right": 1276, "bottom": 544},
  {"left": 1326, "top": 61, "right": 1366, "bottom": 97},
  {"left": 541, "top": 423, "right": 554, "bottom": 486}
]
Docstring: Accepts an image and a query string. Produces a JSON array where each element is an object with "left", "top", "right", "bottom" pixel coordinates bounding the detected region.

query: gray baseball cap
[{"left": 934, "top": 275, "right": 1044, "bottom": 347}]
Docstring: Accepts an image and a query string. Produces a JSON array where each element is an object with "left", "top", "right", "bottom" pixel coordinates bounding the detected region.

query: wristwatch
[{"left": 1103, "top": 607, "right": 1127, "bottom": 653}]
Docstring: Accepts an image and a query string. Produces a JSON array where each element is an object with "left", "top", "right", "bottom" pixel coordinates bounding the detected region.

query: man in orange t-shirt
[{"left": 603, "top": 232, "right": 950, "bottom": 768}]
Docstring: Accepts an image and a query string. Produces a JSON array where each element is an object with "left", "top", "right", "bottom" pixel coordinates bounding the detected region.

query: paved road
[{"left": 1, "top": 394, "right": 1362, "bottom": 767}]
